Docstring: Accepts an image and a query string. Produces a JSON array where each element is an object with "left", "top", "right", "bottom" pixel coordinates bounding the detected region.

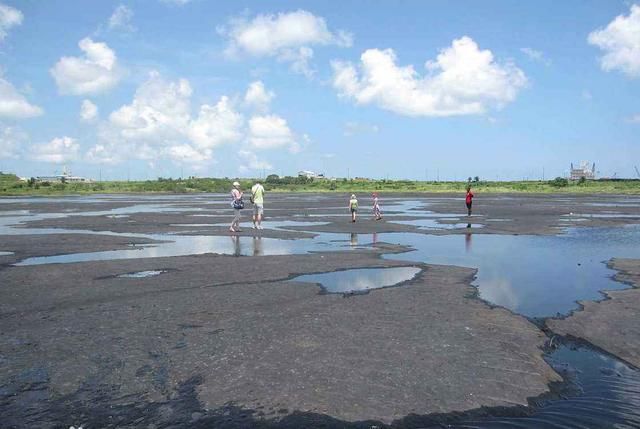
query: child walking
[
  {"left": 349, "top": 194, "right": 358, "bottom": 222},
  {"left": 372, "top": 192, "right": 382, "bottom": 220}
]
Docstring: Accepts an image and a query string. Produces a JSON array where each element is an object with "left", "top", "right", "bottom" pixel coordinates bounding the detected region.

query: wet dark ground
[{"left": 1, "top": 192, "right": 640, "bottom": 428}]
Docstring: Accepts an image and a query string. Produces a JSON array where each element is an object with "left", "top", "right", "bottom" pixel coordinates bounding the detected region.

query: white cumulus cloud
[
  {"left": 0, "top": 125, "right": 26, "bottom": 158},
  {"left": 520, "top": 47, "right": 551, "bottom": 65},
  {"left": 165, "top": 144, "right": 208, "bottom": 163},
  {"left": 221, "top": 10, "right": 352, "bottom": 77},
  {"left": 0, "top": 75, "right": 43, "bottom": 118},
  {"left": 50, "top": 38, "right": 123, "bottom": 95},
  {"left": 0, "top": 2, "right": 22, "bottom": 42},
  {"left": 244, "top": 80, "right": 275, "bottom": 111},
  {"left": 80, "top": 99, "right": 98, "bottom": 122},
  {"left": 588, "top": 4, "right": 640, "bottom": 78},
  {"left": 88, "top": 72, "right": 243, "bottom": 165},
  {"left": 188, "top": 97, "right": 244, "bottom": 150},
  {"left": 109, "top": 72, "right": 192, "bottom": 143},
  {"left": 332, "top": 36, "right": 527, "bottom": 117},
  {"left": 31, "top": 136, "right": 79, "bottom": 163},
  {"left": 248, "top": 114, "right": 299, "bottom": 152},
  {"left": 238, "top": 149, "right": 272, "bottom": 173},
  {"left": 343, "top": 121, "right": 379, "bottom": 137},
  {"left": 108, "top": 5, "right": 135, "bottom": 32}
]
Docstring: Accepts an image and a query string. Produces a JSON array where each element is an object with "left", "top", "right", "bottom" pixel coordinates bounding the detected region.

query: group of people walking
[
  {"left": 229, "top": 181, "right": 475, "bottom": 233},
  {"left": 347, "top": 192, "right": 383, "bottom": 223}
]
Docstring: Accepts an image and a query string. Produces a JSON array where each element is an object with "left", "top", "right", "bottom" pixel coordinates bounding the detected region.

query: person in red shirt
[{"left": 465, "top": 186, "right": 474, "bottom": 216}]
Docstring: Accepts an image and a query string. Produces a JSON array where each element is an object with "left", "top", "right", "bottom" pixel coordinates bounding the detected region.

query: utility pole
[
  {"left": 542, "top": 167, "right": 545, "bottom": 181},
  {"left": 437, "top": 169, "right": 439, "bottom": 182}
]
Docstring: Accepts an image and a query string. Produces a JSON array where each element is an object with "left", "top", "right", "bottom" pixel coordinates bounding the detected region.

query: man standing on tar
[{"left": 251, "top": 181, "right": 265, "bottom": 230}]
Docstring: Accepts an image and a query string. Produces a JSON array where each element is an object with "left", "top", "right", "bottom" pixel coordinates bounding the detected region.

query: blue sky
[{"left": 0, "top": 0, "right": 638, "bottom": 180}]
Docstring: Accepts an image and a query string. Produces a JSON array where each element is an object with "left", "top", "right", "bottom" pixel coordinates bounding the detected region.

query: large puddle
[
  {"left": 453, "top": 344, "right": 640, "bottom": 428},
  {"left": 382, "top": 226, "right": 640, "bottom": 318},
  {"left": 13, "top": 232, "right": 366, "bottom": 263},
  {"left": 291, "top": 267, "right": 421, "bottom": 294}
]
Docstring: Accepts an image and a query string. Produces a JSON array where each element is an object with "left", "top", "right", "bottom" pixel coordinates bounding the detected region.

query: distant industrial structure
[
  {"left": 298, "top": 170, "right": 325, "bottom": 179},
  {"left": 35, "top": 166, "right": 91, "bottom": 183},
  {"left": 570, "top": 161, "right": 596, "bottom": 180}
]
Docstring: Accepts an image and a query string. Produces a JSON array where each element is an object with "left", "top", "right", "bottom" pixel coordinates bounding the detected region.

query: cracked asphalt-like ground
[{"left": 1, "top": 192, "right": 639, "bottom": 428}]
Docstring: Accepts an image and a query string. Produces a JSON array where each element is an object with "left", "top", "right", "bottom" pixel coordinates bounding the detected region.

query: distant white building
[
  {"left": 570, "top": 161, "right": 596, "bottom": 180},
  {"left": 298, "top": 170, "right": 324, "bottom": 179},
  {"left": 37, "top": 166, "right": 91, "bottom": 183}
]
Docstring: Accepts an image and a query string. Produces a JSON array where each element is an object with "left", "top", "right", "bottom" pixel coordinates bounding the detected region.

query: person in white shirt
[{"left": 251, "top": 181, "right": 265, "bottom": 230}]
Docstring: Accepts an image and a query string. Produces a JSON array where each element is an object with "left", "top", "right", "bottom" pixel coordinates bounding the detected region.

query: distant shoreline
[{"left": 1, "top": 173, "right": 640, "bottom": 196}]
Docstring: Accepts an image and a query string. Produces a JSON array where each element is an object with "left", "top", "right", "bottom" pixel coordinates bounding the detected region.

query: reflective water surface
[
  {"left": 391, "top": 218, "right": 485, "bottom": 230},
  {"left": 456, "top": 344, "right": 640, "bottom": 428},
  {"left": 383, "top": 226, "right": 640, "bottom": 318},
  {"left": 117, "top": 270, "right": 168, "bottom": 278},
  {"left": 291, "top": 267, "right": 421, "bottom": 293}
]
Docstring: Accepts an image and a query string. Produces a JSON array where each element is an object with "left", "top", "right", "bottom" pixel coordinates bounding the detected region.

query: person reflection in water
[
  {"left": 253, "top": 236, "right": 263, "bottom": 256},
  {"left": 465, "top": 230, "right": 472, "bottom": 253},
  {"left": 230, "top": 235, "right": 242, "bottom": 257},
  {"left": 350, "top": 232, "right": 358, "bottom": 246}
]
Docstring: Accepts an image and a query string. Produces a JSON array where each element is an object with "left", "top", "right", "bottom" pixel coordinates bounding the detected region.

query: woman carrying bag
[{"left": 230, "top": 181, "right": 244, "bottom": 233}]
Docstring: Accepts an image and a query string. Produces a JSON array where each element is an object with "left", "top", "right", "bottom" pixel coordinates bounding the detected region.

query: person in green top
[
  {"left": 349, "top": 194, "right": 358, "bottom": 223},
  {"left": 251, "top": 181, "right": 265, "bottom": 230}
]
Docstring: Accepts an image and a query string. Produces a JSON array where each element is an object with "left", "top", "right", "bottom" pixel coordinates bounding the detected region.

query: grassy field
[{"left": 1, "top": 172, "right": 639, "bottom": 196}]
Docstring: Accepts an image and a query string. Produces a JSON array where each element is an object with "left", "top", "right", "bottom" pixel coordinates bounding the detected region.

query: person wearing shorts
[
  {"left": 230, "top": 181, "right": 243, "bottom": 233},
  {"left": 465, "top": 186, "right": 474, "bottom": 216},
  {"left": 251, "top": 181, "right": 265, "bottom": 230},
  {"left": 349, "top": 194, "right": 358, "bottom": 223}
]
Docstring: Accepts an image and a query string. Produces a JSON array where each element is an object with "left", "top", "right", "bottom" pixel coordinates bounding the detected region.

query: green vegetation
[{"left": 1, "top": 172, "right": 639, "bottom": 196}]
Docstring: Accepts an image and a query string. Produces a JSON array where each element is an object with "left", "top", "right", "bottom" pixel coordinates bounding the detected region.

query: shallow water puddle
[
  {"left": 117, "top": 270, "right": 168, "bottom": 278},
  {"left": 391, "top": 218, "right": 484, "bottom": 230},
  {"left": 170, "top": 220, "right": 329, "bottom": 231},
  {"left": 14, "top": 232, "right": 371, "bottom": 264},
  {"left": 0, "top": 251, "right": 14, "bottom": 256},
  {"left": 291, "top": 267, "right": 421, "bottom": 294},
  {"left": 383, "top": 226, "right": 640, "bottom": 318},
  {"left": 564, "top": 213, "right": 640, "bottom": 219},
  {"left": 456, "top": 344, "right": 640, "bottom": 428}
]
